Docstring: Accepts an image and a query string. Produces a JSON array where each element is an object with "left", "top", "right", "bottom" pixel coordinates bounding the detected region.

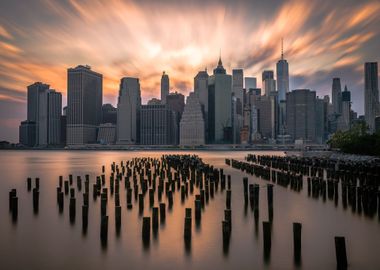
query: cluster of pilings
[
  {"left": 229, "top": 154, "right": 380, "bottom": 220},
  {"left": 37, "top": 155, "right": 230, "bottom": 250},
  {"left": 228, "top": 156, "right": 353, "bottom": 267}
]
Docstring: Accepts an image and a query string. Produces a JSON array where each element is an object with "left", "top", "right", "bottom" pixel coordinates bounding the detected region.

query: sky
[{"left": 0, "top": 0, "right": 379, "bottom": 142}]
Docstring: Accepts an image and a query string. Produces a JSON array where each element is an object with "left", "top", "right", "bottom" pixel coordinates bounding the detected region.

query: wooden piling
[
  {"left": 335, "top": 236, "right": 348, "bottom": 269},
  {"left": 293, "top": 222, "right": 302, "bottom": 263}
]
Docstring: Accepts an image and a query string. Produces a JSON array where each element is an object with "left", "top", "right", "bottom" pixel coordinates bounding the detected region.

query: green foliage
[{"left": 328, "top": 121, "right": 380, "bottom": 156}]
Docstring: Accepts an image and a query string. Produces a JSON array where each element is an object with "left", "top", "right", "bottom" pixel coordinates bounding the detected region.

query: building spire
[
  {"left": 281, "top": 38, "right": 284, "bottom": 60},
  {"left": 218, "top": 48, "right": 222, "bottom": 66}
]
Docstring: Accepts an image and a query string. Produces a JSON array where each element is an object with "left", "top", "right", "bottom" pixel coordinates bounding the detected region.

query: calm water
[{"left": 0, "top": 150, "right": 379, "bottom": 270}]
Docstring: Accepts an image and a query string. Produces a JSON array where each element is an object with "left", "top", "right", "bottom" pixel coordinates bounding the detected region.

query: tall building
[
  {"left": 232, "top": 69, "right": 244, "bottom": 115},
  {"left": 46, "top": 90, "right": 62, "bottom": 145},
  {"left": 364, "top": 62, "right": 379, "bottom": 133},
  {"left": 167, "top": 92, "right": 185, "bottom": 143},
  {"left": 338, "top": 86, "right": 351, "bottom": 131},
  {"left": 262, "top": 70, "right": 276, "bottom": 96},
  {"left": 27, "top": 82, "right": 50, "bottom": 123},
  {"left": 101, "top": 104, "right": 117, "bottom": 124},
  {"left": 208, "top": 56, "right": 232, "bottom": 143},
  {"left": 97, "top": 123, "right": 116, "bottom": 144},
  {"left": 166, "top": 92, "right": 185, "bottom": 116},
  {"left": 315, "top": 97, "right": 327, "bottom": 144},
  {"left": 140, "top": 104, "right": 177, "bottom": 145},
  {"left": 161, "top": 71, "right": 169, "bottom": 104},
  {"left": 67, "top": 65, "right": 102, "bottom": 145},
  {"left": 276, "top": 41, "right": 289, "bottom": 138},
  {"left": 21, "top": 83, "right": 62, "bottom": 146},
  {"left": 254, "top": 94, "right": 278, "bottom": 141},
  {"left": 286, "top": 89, "right": 316, "bottom": 142},
  {"left": 232, "top": 69, "right": 244, "bottom": 144},
  {"left": 117, "top": 77, "right": 141, "bottom": 144},
  {"left": 194, "top": 69, "right": 209, "bottom": 140},
  {"left": 180, "top": 92, "right": 205, "bottom": 146},
  {"left": 332, "top": 78, "right": 342, "bottom": 115},
  {"left": 19, "top": 121, "right": 36, "bottom": 147},
  {"left": 245, "top": 77, "right": 257, "bottom": 90}
]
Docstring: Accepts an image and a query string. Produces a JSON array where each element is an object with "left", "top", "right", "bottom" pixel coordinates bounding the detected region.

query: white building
[
  {"left": 117, "top": 77, "right": 141, "bottom": 144},
  {"left": 180, "top": 92, "right": 205, "bottom": 146}
]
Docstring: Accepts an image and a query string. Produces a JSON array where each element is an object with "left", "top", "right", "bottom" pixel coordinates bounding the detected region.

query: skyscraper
[
  {"left": 161, "top": 71, "right": 169, "bottom": 104},
  {"left": 21, "top": 82, "right": 62, "bottom": 146},
  {"left": 46, "top": 90, "right": 62, "bottom": 145},
  {"left": 101, "top": 104, "right": 117, "bottom": 125},
  {"left": 232, "top": 69, "right": 244, "bottom": 115},
  {"left": 276, "top": 41, "right": 289, "bottom": 138},
  {"left": 364, "top": 62, "right": 379, "bottom": 133},
  {"left": 332, "top": 77, "right": 342, "bottom": 115},
  {"left": 27, "top": 82, "right": 49, "bottom": 123},
  {"left": 262, "top": 70, "right": 276, "bottom": 96},
  {"left": 338, "top": 86, "right": 351, "bottom": 132},
  {"left": 180, "top": 92, "right": 205, "bottom": 146},
  {"left": 315, "top": 97, "right": 327, "bottom": 144},
  {"left": 117, "top": 77, "right": 141, "bottom": 144},
  {"left": 276, "top": 40, "right": 289, "bottom": 102},
  {"left": 208, "top": 56, "right": 232, "bottom": 143},
  {"left": 232, "top": 69, "right": 244, "bottom": 144},
  {"left": 140, "top": 104, "right": 177, "bottom": 145},
  {"left": 194, "top": 69, "right": 209, "bottom": 140},
  {"left": 286, "top": 89, "right": 316, "bottom": 142},
  {"left": 67, "top": 65, "right": 102, "bottom": 145},
  {"left": 245, "top": 77, "right": 257, "bottom": 90}
]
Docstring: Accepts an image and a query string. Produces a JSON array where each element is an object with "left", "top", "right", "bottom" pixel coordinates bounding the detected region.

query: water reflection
[{"left": 1, "top": 150, "right": 380, "bottom": 270}]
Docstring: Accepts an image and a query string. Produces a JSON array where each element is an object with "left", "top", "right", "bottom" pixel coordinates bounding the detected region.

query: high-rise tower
[
  {"left": 161, "top": 71, "right": 169, "bottom": 104},
  {"left": 67, "top": 65, "right": 102, "bottom": 145},
  {"left": 364, "top": 62, "right": 379, "bottom": 133},
  {"left": 117, "top": 77, "right": 141, "bottom": 144}
]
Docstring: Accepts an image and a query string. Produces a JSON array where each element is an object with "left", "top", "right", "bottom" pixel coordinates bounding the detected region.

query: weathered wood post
[
  {"left": 100, "top": 215, "right": 108, "bottom": 246},
  {"left": 335, "top": 236, "right": 348, "bottom": 269},
  {"left": 27, "top": 178, "right": 32, "bottom": 191},
  {"left": 33, "top": 188, "right": 39, "bottom": 214},
  {"left": 263, "top": 221, "right": 271, "bottom": 260},
  {"left": 184, "top": 208, "right": 192, "bottom": 241},
  {"left": 69, "top": 197, "right": 76, "bottom": 224},
  {"left": 152, "top": 207, "right": 159, "bottom": 233},
  {"left": 115, "top": 205, "right": 121, "bottom": 231},
  {"left": 226, "top": 190, "right": 231, "bottom": 210},
  {"left": 159, "top": 203, "right": 166, "bottom": 223},
  {"left": 267, "top": 184, "right": 273, "bottom": 222},
  {"left": 293, "top": 222, "right": 302, "bottom": 264},
  {"left": 142, "top": 216, "right": 151, "bottom": 246},
  {"left": 82, "top": 205, "right": 88, "bottom": 233}
]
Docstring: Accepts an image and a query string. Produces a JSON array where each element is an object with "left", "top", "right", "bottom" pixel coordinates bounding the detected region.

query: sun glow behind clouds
[{"left": 0, "top": 0, "right": 379, "bottom": 107}]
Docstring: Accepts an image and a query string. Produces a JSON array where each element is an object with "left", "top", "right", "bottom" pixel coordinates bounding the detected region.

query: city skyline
[{"left": 1, "top": 0, "right": 380, "bottom": 142}]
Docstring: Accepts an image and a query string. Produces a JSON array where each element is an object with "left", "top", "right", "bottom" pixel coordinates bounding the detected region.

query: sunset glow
[{"left": 0, "top": 0, "right": 379, "bottom": 141}]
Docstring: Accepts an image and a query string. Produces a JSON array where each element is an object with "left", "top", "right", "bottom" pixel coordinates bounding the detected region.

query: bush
[{"left": 328, "top": 121, "right": 380, "bottom": 156}]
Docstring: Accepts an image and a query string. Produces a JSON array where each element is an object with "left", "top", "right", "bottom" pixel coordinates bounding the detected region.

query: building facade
[
  {"left": 332, "top": 77, "right": 342, "bottom": 115},
  {"left": 140, "top": 104, "right": 177, "bottom": 145},
  {"left": 262, "top": 70, "right": 276, "bottom": 96},
  {"left": 286, "top": 89, "right": 316, "bottom": 142},
  {"left": 180, "top": 92, "right": 205, "bottom": 146},
  {"left": 364, "top": 62, "right": 379, "bottom": 133},
  {"left": 117, "top": 77, "right": 141, "bottom": 144},
  {"left": 161, "top": 71, "right": 169, "bottom": 104},
  {"left": 208, "top": 57, "right": 232, "bottom": 143},
  {"left": 67, "top": 65, "right": 102, "bottom": 145}
]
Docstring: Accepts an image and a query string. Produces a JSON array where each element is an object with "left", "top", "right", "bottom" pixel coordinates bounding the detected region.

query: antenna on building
[{"left": 281, "top": 38, "right": 284, "bottom": 60}]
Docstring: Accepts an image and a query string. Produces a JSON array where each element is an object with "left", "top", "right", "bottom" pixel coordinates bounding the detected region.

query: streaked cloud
[{"left": 0, "top": 0, "right": 379, "bottom": 141}]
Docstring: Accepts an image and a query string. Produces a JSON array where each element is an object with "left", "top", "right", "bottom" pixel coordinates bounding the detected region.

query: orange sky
[{"left": 0, "top": 0, "right": 379, "bottom": 141}]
